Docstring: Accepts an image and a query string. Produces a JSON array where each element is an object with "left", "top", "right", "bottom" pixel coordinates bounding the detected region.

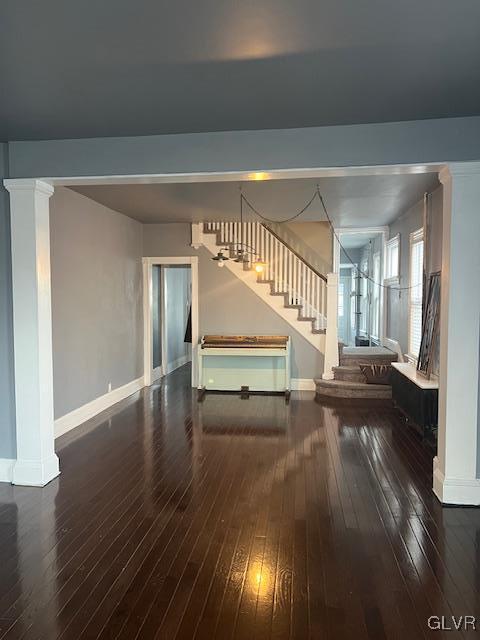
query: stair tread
[
  {"left": 204, "top": 227, "right": 328, "bottom": 344},
  {"left": 314, "top": 378, "right": 390, "bottom": 390}
]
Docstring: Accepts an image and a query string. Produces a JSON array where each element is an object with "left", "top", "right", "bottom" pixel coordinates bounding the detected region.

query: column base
[
  {"left": 12, "top": 454, "right": 60, "bottom": 487},
  {"left": 433, "top": 457, "right": 480, "bottom": 506}
]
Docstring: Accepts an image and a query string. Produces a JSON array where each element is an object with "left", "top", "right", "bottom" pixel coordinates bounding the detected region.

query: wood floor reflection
[{"left": 0, "top": 364, "right": 479, "bottom": 639}]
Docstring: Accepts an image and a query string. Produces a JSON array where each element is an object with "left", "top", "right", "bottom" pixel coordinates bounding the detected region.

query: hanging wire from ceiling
[{"left": 240, "top": 184, "right": 423, "bottom": 291}]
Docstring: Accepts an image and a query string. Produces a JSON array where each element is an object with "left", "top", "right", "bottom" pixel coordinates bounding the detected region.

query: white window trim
[
  {"left": 384, "top": 233, "right": 400, "bottom": 285},
  {"left": 407, "top": 227, "right": 424, "bottom": 363},
  {"left": 371, "top": 251, "right": 381, "bottom": 342}
]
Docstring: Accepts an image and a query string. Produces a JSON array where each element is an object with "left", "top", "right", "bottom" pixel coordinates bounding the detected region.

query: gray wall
[
  {"left": 0, "top": 144, "right": 16, "bottom": 458},
  {"left": 143, "top": 224, "right": 324, "bottom": 379},
  {"left": 340, "top": 247, "right": 362, "bottom": 265},
  {"left": 164, "top": 266, "right": 191, "bottom": 369},
  {"left": 7, "top": 116, "right": 480, "bottom": 179},
  {"left": 50, "top": 187, "right": 143, "bottom": 419},
  {"left": 386, "top": 186, "right": 443, "bottom": 355},
  {"left": 278, "top": 221, "right": 332, "bottom": 274}
]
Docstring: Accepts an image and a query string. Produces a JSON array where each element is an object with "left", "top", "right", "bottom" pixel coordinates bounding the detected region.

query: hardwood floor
[{"left": 0, "top": 364, "right": 479, "bottom": 639}]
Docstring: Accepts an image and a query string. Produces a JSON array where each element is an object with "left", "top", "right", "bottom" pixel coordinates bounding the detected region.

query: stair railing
[{"left": 204, "top": 221, "right": 328, "bottom": 331}]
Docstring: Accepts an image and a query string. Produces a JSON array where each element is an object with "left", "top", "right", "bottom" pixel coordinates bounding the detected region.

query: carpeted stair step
[
  {"left": 333, "top": 365, "right": 366, "bottom": 383},
  {"left": 314, "top": 378, "right": 392, "bottom": 400},
  {"left": 339, "top": 347, "right": 398, "bottom": 367}
]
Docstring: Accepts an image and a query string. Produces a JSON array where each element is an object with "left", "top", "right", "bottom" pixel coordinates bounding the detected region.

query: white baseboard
[
  {"left": 0, "top": 458, "right": 15, "bottom": 483},
  {"left": 164, "top": 354, "right": 191, "bottom": 375},
  {"left": 12, "top": 454, "right": 60, "bottom": 487},
  {"left": 152, "top": 366, "right": 163, "bottom": 382},
  {"left": 54, "top": 376, "right": 145, "bottom": 439},
  {"left": 433, "top": 457, "right": 480, "bottom": 505},
  {"left": 291, "top": 378, "right": 316, "bottom": 391}
]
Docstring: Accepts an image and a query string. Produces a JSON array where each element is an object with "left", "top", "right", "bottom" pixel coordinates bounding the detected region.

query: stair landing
[{"left": 316, "top": 346, "right": 397, "bottom": 400}]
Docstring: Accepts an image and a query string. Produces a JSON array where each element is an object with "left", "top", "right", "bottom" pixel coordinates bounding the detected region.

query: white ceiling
[
  {"left": 340, "top": 232, "right": 382, "bottom": 250},
  {"left": 71, "top": 172, "right": 439, "bottom": 227}
]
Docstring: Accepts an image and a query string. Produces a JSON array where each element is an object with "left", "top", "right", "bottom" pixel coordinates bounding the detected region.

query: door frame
[
  {"left": 333, "top": 226, "right": 388, "bottom": 345},
  {"left": 143, "top": 256, "right": 199, "bottom": 388}
]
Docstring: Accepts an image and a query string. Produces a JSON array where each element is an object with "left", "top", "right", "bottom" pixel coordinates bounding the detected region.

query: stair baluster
[{"left": 200, "top": 221, "right": 329, "bottom": 339}]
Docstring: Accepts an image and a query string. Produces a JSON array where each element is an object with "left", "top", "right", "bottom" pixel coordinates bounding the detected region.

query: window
[
  {"left": 371, "top": 252, "right": 381, "bottom": 339},
  {"left": 385, "top": 234, "right": 400, "bottom": 283},
  {"left": 408, "top": 228, "right": 424, "bottom": 360},
  {"left": 359, "top": 259, "right": 368, "bottom": 334}
]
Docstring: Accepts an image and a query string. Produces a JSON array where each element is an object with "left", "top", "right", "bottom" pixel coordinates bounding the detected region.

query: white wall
[{"left": 50, "top": 187, "right": 143, "bottom": 419}]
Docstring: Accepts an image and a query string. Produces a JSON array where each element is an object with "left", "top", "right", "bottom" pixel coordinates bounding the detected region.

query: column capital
[
  {"left": 439, "top": 161, "right": 480, "bottom": 185},
  {"left": 4, "top": 178, "right": 54, "bottom": 197}
]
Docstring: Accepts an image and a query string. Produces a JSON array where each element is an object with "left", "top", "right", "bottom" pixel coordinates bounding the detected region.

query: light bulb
[
  {"left": 255, "top": 264, "right": 264, "bottom": 273},
  {"left": 218, "top": 259, "right": 225, "bottom": 267}
]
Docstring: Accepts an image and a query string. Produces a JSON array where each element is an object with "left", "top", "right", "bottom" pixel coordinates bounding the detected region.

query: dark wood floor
[{"left": 0, "top": 364, "right": 479, "bottom": 640}]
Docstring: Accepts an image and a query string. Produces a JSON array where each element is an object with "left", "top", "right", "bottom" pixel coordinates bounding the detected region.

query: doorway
[
  {"left": 334, "top": 227, "right": 387, "bottom": 347},
  {"left": 143, "top": 257, "right": 199, "bottom": 388}
]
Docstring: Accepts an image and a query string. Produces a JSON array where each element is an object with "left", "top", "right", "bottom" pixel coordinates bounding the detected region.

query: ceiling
[
  {"left": 340, "top": 232, "right": 382, "bottom": 250},
  {"left": 71, "top": 172, "right": 439, "bottom": 227},
  {"left": 1, "top": 0, "right": 480, "bottom": 141}
]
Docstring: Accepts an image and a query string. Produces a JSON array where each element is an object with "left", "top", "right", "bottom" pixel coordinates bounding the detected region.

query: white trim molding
[
  {"left": 152, "top": 366, "right": 163, "bottom": 383},
  {"left": 434, "top": 162, "right": 480, "bottom": 505},
  {"left": 143, "top": 256, "right": 199, "bottom": 388},
  {"left": 191, "top": 223, "right": 204, "bottom": 249},
  {"left": 4, "top": 178, "right": 60, "bottom": 487},
  {"left": 54, "top": 377, "right": 145, "bottom": 439},
  {"left": 0, "top": 459, "right": 15, "bottom": 484},
  {"left": 322, "top": 272, "right": 339, "bottom": 380},
  {"left": 291, "top": 378, "right": 316, "bottom": 391},
  {"left": 433, "top": 458, "right": 480, "bottom": 506},
  {"left": 163, "top": 354, "right": 192, "bottom": 376}
]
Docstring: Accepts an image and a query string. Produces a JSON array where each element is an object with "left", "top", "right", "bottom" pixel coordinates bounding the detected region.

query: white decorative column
[
  {"left": 322, "top": 272, "right": 339, "bottom": 380},
  {"left": 4, "top": 179, "right": 59, "bottom": 486},
  {"left": 434, "top": 163, "right": 480, "bottom": 505}
]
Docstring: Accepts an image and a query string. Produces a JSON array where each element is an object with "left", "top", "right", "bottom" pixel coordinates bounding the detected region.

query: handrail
[{"left": 260, "top": 223, "right": 327, "bottom": 282}]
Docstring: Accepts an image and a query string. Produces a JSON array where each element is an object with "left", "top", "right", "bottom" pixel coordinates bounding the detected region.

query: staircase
[
  {"left": 197, "top": 221, "right": 329, "bottom": 352},
  {"left": 315, "top": 344, "right": 398, "bottom": 399}
]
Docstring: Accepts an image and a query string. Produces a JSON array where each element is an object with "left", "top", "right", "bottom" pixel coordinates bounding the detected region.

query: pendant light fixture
[{"left": 212, "top": 249, "right": 229, "bottom": 267}]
